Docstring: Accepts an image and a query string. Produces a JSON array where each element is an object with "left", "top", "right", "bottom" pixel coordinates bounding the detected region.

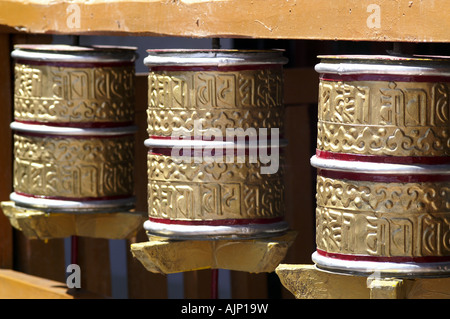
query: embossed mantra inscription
[
  {"left": 13, "top": 134, "right": 134, "bottom": 199},
  {"left": 14, "top": 63, "right": 135, "bottom": 124},
  {"left": 313, "top": 56, "right": 450, "bottom": 275},
  {"left": 317, "top": 79, "right": 450, "bottom": 156},
  {"left": 147, "top": 153, "right": 284, "bottom": 221},
  {"left": 146, "top": 67, "right": 286, "bottom": 222},
  {"left": 314, "top": 77, "right": 450, "bottom": 258},
  {"left": 11, "top": 45, "right": 137, "bottom": 213},
  {"left": 315, "top": 176, "right": 450, "bottom": 257},
  {"left": 147, "top": 68, "right": 284, "bottom": 136}
]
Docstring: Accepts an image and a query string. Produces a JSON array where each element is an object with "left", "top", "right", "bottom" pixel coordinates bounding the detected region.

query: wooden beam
[
  {"left": 0, "top": 269, "right": 106, "bottom": 299},
  {"left": 277, "top": 264, "right": 450, "bottom": 299},
  {"left": 0, "top": 0, "right": 449, "bottom": 42}
]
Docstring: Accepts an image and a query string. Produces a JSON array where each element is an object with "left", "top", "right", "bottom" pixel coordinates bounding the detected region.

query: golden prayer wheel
[
  {"left": 311, "top": 55, "right": 450, "bottom": 277},
  {"left": 10, "top": 44, "right": 137, "bottom": 213},
  {"left": 143, "top": 49, "right": 289, "bottom": 239}
]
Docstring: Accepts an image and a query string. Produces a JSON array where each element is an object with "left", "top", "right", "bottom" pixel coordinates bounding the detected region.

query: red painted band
[
  {"left": 317, "top": 168, "right": 450, "bottom": 183},
  {"left": 14, "top": 191, "right": 133, "bottom": 202},
  {"left": 316, "top": 149, "right": 450, "bottom": 165},
  {"left": 15, "top": 59, "right": 134, "bottom": 68},
  {"left": 316, "top": 249, "right": 450, "bottom": 264},
  {"left": 320, "top": 73, "right": 450, "bottom": 83},
  {"left": 14, "top": 131, "right": 134, "bottom": 139},
  {"left": 15, "top": 120, "right": 135, "bottom": 129},
  {"left": 148, "top": 135, "right": 282, "bottom": 141},
  {"left": 148, "top": 216, "right": 284, "bottom": 226},
  {"left": 148, "top": 64, "right": 282, "bottom": 72},
  {"left": 149, "top": 147, "right": 282, "bottom": 157}
]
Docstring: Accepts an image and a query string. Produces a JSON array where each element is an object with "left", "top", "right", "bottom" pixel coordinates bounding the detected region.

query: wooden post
[{"left": 0, "top": 33, "right": 13, "bottom": 269}]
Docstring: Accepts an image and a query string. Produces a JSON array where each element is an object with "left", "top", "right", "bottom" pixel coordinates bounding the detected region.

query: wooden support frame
[
  {"left": 276, "top": 264, "right": 450, "bottom": 299},
  {"left": 0, "top": 55, "right": 320, "bottom": 298},
  {"left": 0, "top": 13, "right": 448, "bottom": 297},
  {"left": 0, "top": 269, "right": 106, "bottom": 299},
  {"left": 0, "top": 0, "right": 449, "bottom": 42}
]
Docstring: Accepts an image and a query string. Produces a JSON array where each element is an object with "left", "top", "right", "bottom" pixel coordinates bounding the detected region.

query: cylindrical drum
[
  {"left": 143, "top": 49, "right": 289, "bottom": 239},
  {"left": 11, "top": 45, "right": 137, "bottom": 212},
  {"left": 311, "top": 55, "right": 450, "bottom": 277}
]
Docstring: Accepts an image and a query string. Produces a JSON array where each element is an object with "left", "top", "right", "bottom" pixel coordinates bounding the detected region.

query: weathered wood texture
[
  {"left": 0, "top": 0, "right": 449, "bottom": 42},
  {"left": 277, "top": 264, "right": 450, "bottom": 299},
  {"left": 0, "top": 269, "right": 106, "bottom": 299}
]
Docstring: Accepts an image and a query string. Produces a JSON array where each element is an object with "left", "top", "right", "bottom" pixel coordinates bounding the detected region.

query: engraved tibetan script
[
  {"left": 13, "top": 134, "right": 134, "bottom": 198},
  {"left": 148, "top": 68, "right": 283, "bottom": 109},
  {"left": 14, "top": 63, "right": 135, "bottom": 123},
  {"left": 147, "top": 153, "right": 284, "bottom": 221},
  {"left": 316, "top": 207, "right": 450, "bottom": 257},
  {"left": 318, "top": 80, "right": 450, "bottom": 127}
]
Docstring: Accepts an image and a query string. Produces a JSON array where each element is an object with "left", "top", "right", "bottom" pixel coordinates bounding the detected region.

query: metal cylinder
[
  {"left": 143, "top": 49, "right": 289, "bottom": 239},
  {"left": 11, "top": 44, "right": 137, "bottom": 212},
  {"left": 312, "top": 55, "right": 450, "bottom": 277}
]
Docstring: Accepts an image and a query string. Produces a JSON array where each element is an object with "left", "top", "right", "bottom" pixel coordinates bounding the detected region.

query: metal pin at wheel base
[
  {"left": 143, "top": 49, "right": 289, "bottom": 240},
  {"left": 10, "top": 44, "right": 137, "bottom": 213},
  {"left": 312, "top": 55, "right": 450, "bottom": 278}
]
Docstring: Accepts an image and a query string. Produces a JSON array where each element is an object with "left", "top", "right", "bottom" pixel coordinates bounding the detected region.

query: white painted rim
[
  {"left": 12, "top": 44, "right": 137, "bottom": 63},
  {"left": 143, "top": 219, "right": 289, "bottom": 240},
  {"left": 10, "top": 192, "right": 135, "bottom": 213},
  {"left": 315, "top": 55, "right": 450, "bottom": 76},
  {"left": 310, "top": 155, "right": 450, "bottom": 175},
  {"left": 144, "top": 49, "right": 288, "bottom": 67},
  {"left": 11, "top": 122, "right": 137, "bottom": 136},
  {"left": 312, "top": 251, "right": 450, "bottom": 278},
  {"left": 144, "top": 137, "right": 288, "bottom": 149}
]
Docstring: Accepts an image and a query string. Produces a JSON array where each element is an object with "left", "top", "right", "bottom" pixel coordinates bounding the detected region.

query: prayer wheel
[
  {"left": 143, "top": 49, "right": 289, "bottom": 239},
  {"left": 311, "top": 55, "right": 450, "bottom": 277},
  {"left": 10, "top": 44, "right": 137, "bottom": 212}
]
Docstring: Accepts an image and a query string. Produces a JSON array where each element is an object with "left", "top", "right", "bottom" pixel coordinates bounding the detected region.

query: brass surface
[
  {"left": 147, "top": 153, "right": 284, "bottom": 221},
  {"left": 316, "top": 176, "right": 450, "bottom": 257},
  {"left": 14, "top": 63, "right": 135, "bottom": 124},
  {"left": 13, "top": 134, "right": 135, "bottom": 199},
  {"left": 147, "top": 68, "right": 284, "bottom": 136},
  {"left": 146, "top": 64, "right": 286, "bottom": 224},
  {"left": 314, "top": 66, "right": 450, "bottom": 264},
  {"left": 317, "top": 79, "right": 450, "bottom": 156}
]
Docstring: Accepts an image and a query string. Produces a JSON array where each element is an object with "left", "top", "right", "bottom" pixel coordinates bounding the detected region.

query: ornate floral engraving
[
  {"left": 316, "top": 206, "right": 450, "bottom": 258},
  {"left": 316, "top": 176, "right": 450, "bottom": 213}
]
